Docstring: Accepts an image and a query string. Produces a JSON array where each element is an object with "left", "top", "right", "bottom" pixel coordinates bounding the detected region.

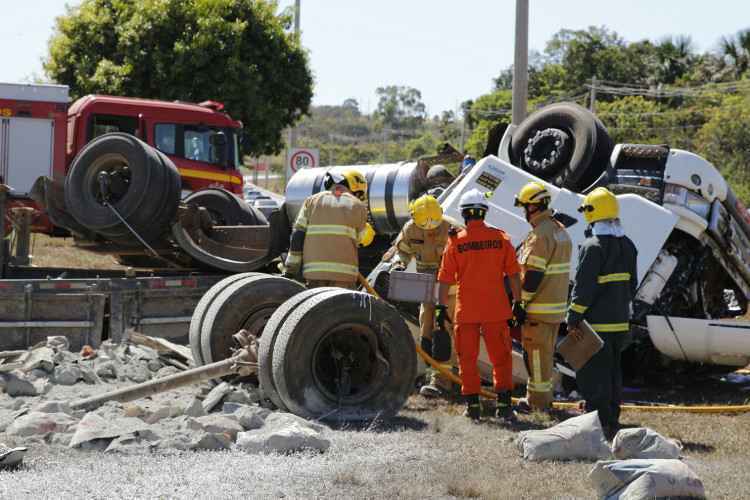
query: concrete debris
[
  {"left": 0, "top": 443, "right": 28, "bottom": 469},
  {"left": 69, "top": 412, "right": 150, "bottom": 448},
  {"left": 155, "top": 366, "right": 180, "bottom": 379},
  {"left": 53, "top": 364, "right": 83, "bottom": 385},
  {"left": 123, "top": 403, "right": 145, "bottom": 418},
  {"left": 202, "top": 382, "right": 233, "bottom": 413},
  {"left": 147, "top": 360, "right": 162, "bottom": 372},
  {"left": 143, "top": 405, "right": 184, "bottom": 424},
  {"left": 95, "top": 360, "right": 119, "bottom": 380},
  {"left": 235, "top": 412, "right": 330, "bottom": 454},
  {"left": 105, "top": 432, "right": 157, "bottom": 454},
  {"left": 6, "top": 411, "right": 77, "bottom": 437},
  {"left": 184, "top": 397, "right": 207, "bottom": 418},
  {"left": 0, "top": 408, "right": 29, "bottom": 433},
  {"left": 190, "top": 432, "right": 233, "bottom": 451},
  {"left": 223, "top": 404, "right": 271, "bottom": 431},
  {"left": 224, "top": 386, "right": 262, "bottom": 406},
  {"left": 21, "top": 346, "right": 55, "bottom": 373},
  {"left": 186, "top": 415, "right": 244, "bottom": 440},
  {"left": 264, "top": 412, "right": 326, "bottom": 433},
  {"left": 119, "top": 360, "right": 152, "bottom": 383},
  {"left": 1, "top": 372, "right": 39, "bottom": 397},
  {"left": 46, "top": 336, "right": 70, "bottom": 352},
  {"left": 33, "top": 400, "right": 73, "bottom": 415},
  {"left": 79, "top": 365, "right": 101, "bottom": 385}
]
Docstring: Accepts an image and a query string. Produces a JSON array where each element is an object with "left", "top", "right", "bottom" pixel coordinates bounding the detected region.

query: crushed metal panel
[{"left": 0, "top": 291, "right": 105, "bottom": 350}]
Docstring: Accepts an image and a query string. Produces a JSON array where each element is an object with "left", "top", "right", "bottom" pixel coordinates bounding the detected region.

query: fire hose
[{"left": 357, "top": 274, "right": 750, "bottom": 415}]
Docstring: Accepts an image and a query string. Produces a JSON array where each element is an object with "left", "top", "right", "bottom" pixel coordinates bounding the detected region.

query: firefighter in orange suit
[
  {"left": 436, "top": 188, "right": 522, "bottom": 422},
  {"left": 284, "top": 169, "right": 374, "bottom": 289},
  {"left": 513, "top": 182, "right": 572, "bottom": 411}
]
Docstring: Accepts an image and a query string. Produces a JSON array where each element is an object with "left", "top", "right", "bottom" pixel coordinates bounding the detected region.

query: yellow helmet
[
  {"left": 358, "top": 222, "right": 375, "bottom": 247},
  {"left": 409, "top": 195, "right": 443, "bottom": 230},
  {"left": 514, "top": 181, "right": 551, "bottom": 207},
  {"left": 325, "top": 169, "right": 367, "bottom": 201},
  {"left": 578, "top": 187, "right": 619, "bottom": 224}
]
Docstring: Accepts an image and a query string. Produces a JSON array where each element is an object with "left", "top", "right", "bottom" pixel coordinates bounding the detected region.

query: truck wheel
[
  {"left": 258, "top": 288, "right": 334, "bottom": 410},
  {"left": 510, "top": 103, "right": 609, "bottom": 191},
  {"left": 272, "top": 289, "right": 417, "bottom": 421},
  {"left": 183, "top": 188, "right": 268, "bottom": 227},
  {"left": 199, "top": 275, "right": 304, "bottom": 366},
  {"left": 188, "top": 273, "right": 260, "bottom": 367}
]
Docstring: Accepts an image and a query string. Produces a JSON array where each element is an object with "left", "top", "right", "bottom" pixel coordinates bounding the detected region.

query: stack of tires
[
  {"left": 64, "top": 133, "right": 181, "bottom": 245},
  {"left": 190, "top": 275, "right": 417, "bottom": 421}
]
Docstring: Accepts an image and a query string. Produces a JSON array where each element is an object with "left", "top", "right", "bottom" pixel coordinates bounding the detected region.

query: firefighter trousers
[
  {"left": 454, "top": 322, "right": 512, "bottom": 396},
  {"left": 522, "top": 321, "right": 560, "bottom": 410},
  {"left": 576, "top": 332, "right": 628, "bottom": 432},
  {"left": 306, "top": 280, "right": 356, "bottom": 290}
]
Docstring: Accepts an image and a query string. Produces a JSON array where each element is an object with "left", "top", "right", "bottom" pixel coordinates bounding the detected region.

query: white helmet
[{"left": 459, "top": 189, "right": 489, "bottom": 210}]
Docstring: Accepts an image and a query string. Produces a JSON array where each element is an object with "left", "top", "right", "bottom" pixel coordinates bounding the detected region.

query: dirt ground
[{"left": 5, "top": 229, "right": 750, "bottom": 499}]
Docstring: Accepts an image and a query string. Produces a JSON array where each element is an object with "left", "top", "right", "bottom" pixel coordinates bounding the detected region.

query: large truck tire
[
  {"left": 510, "top": 103, "right": 612, "bottom": 191},
  {"left": 65, "top": 132, "right": 181, "bottom": 244},
  {"left": 183, "top": 188, "right": 268, "bottom": 227},
  {"left": 188, "top": 273, "right": 260, "bottom": 367},
  {"left": 258, "top": 288, "right": 334, "bottom": 411},
  {"left": 199, "top": 275, "right": 304, "bottom": 366},
  {"left": 271, "top": 289, "right": 417, "bottom": 421}
]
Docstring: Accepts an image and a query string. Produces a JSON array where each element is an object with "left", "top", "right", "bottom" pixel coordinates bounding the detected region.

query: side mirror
[{"left": 209, "top": 132, "right": 228, "bottom": 166}]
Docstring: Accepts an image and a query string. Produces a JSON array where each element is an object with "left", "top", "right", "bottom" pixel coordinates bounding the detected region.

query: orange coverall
[{"left": 437, "top": 220, "right": 521, "bottom": 396}]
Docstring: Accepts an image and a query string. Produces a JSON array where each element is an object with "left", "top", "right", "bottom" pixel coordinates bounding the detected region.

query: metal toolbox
[{"left": 387, "top": 271, "right": 436, "bottom": 304}]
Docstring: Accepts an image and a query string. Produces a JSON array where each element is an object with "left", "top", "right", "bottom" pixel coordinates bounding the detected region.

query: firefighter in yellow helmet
[
  {"left": 390, "top": 194, "right": 454, "bottom": 397},
  {"left": 513, "top": 181, "right": 572, "bottom": 411},
  {"left": 284, "top": 169, "right": 374, "bottom": 289},
  {"left": 567, "top": 187, "right": 638, "bottom": 440}
]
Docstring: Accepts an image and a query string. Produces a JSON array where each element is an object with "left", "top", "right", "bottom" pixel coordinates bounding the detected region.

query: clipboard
[{"left": 556, "top": 320, "right": 604, "bottom": 370}]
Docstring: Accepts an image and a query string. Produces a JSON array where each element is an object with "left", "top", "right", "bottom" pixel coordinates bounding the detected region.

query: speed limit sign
[{"left": 287, "top": 148, "right": 319, "bottom": 181}]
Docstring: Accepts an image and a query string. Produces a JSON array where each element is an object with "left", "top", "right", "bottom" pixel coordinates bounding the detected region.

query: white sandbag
[
  {"left": 517, "top": 411, "right": 612, "bottom": 462},
  {"left": 589, "top": 459, "right": 705, "bottom": 499},
  {"left": 611, "top": 427, "right": 682, "bottom": 460}
]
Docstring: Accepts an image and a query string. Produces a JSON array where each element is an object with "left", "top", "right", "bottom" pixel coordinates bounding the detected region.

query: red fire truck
[{"left": 0, "top": 82, "right": 244, "bottom": 232}]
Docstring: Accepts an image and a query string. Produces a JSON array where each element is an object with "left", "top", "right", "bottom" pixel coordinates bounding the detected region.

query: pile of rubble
[{"left": 0, "top": 336, "right": 330, "bottom": 458}]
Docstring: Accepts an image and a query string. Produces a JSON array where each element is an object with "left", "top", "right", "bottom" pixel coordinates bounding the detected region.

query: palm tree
[
  {"left": 655, "top": 35, "right": 695, "bottom": 84},
  {"left": 720, "top": 29, "right": 750, "bottom": 78}
]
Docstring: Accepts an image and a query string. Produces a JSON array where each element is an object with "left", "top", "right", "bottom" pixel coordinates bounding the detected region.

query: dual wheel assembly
[{"left": 189, "top": 274, "right": 417, "bottom": 421}]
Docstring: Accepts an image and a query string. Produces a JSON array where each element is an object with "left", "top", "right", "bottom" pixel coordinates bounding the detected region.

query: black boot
[
  {"left": 463, "top": 394, "right": 481, "bottom": 421},
  {"left": 496, "top": 391, "right": 517, "bottom": 423}
]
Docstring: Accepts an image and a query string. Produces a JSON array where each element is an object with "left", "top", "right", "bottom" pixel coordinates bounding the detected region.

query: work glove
[
  {"left": 435, "top": 304, "right": 449, "bottom": 330},
  {"left": 420, "top": 336, "right": 433, "bottom": 355},
  {"left": 432, "top": 327, "right": 452, "bottom": 362},
  {"left": 508, "top": 301, "right": 527, "bottom": 328}
]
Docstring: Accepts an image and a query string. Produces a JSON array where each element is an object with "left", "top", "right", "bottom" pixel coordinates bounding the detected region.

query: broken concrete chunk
[
  {"left": 155, "top": 366, "right": 180, "bottom": 379},
  {"left": 236, "top": 416, "right": 330, "bottom": 454},
  {"left": 69, "top": 412, "right": 150, "bottom": 448},
  {"left": 79, "top": 365, "right": 101, "bottom": 385},
  {"left": 0, "top": 372, "right": 38, "bottom": 397},
  {"left": 147, "top": 360, "right": 163, "bottom": 372},
  {"left": 202, "top": 382, "right": 232, "bottom": 413},
  {"left": 223, "top": 404, "right": 271, "bottom": 431},
  {"left": 186, "top": 415, "right": 244, "bottom": 440},
  {"left": 143, "top": 405, "right": 184, "bottom": 424},
  {"left": 184, "top": 397, "right": 207, "bottom": 418},
  {"left": 120, "top": 360, "right": 151, "bottom": 383},
  {"left": 53, "top": 364, "right": 83, "bottom": 385},
  {"left": 224, "top": 387, "right": 261, "bottom": 406},
  {"left": 105, "top": 433, "right": 156, "bottom": 454},
  {"left": 33, "top": 401, "right": 73, "bottom": 415},
  {"left": 190, "top": 432, "right": 232, "bottom": 451},
  {"left": 123, "top": 403, "right": 145, "bottom": 418},
  {"left": 264, "top": 412, "right": 326, "bottom": 433},
  {"left": 46, "top": 336, "right": 70, "bottom": 352},
  {"left": 94, "top": 360, "right": 119, "bottom": 380},
  {"left": 21, "top": 346, "right": 55, "bottom": 373},
  {"left": 6, "top": 411, "right": 77, "bottom": 438}
]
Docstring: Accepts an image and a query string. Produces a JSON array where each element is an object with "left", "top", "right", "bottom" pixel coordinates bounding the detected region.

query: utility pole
[
  {"left": 589, "top": 76, "right": 597, "bottom": 113},
  {"left": 511, "top": 0, "right": 529, "bottom": 125},
  {"left": 285, "top": 0, "right": 301, "bottom": 186}
]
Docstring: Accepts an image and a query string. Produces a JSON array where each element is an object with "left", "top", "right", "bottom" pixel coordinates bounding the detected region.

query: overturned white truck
[{"left": 287, "top": 103, "right": 750, "bottom": 380}]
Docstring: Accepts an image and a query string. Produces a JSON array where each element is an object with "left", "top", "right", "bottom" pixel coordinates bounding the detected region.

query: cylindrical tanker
[{"left": 284, "top": 162, "right": 429, "bottom": 235}]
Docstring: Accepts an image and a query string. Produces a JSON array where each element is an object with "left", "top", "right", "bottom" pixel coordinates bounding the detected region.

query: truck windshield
[{"left": 154, "top": 123, "right": 241, "bottom": 169}]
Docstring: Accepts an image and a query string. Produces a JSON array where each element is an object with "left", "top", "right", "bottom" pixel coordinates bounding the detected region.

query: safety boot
[
  {"left": 463, "top": 394, "right": 481, "bottom": 421},
  {"left": 495, "top": 391, "right": 517, "bottom": 423}
]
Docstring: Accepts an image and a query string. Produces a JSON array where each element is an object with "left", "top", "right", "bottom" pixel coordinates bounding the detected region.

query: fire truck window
[
  {"left": 155, "top": 124, "right": 176, "bottom": 155},
  {"left": 90, "top": 114, "right": 138, "bottom": 140},
  {"left": 183, "top": 126, "right": 226, "bottom": 165}
]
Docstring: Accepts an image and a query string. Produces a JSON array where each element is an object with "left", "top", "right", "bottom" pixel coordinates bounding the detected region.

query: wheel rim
[
  {"left": 85, "top": 153, "right": 133, "bottom": 205},
  {"left": 311, "top": 322, "right": 388, "bottom": 405},
  {"left": 523, "top": 128, "right": 571, "bottom": 176}
]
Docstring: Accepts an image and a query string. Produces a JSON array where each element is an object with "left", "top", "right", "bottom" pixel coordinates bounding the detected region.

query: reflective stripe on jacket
[
  {"left": 395, "top": 219, "right": 450, "bottom": 273},
  {"left": 566, "top": 231, "right": 638, "bottom": 333},
  {"left": 285, "top": 191, "right": 367, "bottom": 284},
  {"left": 519, "top": 210, "right": 573, "bottom": 323}
]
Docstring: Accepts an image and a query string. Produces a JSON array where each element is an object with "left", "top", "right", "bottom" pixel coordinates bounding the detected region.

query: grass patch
[{"left": 28, "top": 233, "right": 127, "bottom": 269}]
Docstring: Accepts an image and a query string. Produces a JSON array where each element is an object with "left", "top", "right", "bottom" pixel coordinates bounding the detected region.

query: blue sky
[{"left": 3, "top": 1, "right": 750, "bottom": 115}]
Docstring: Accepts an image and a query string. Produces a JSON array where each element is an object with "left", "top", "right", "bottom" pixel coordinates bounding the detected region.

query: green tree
[
  {"left": 720, "top": 29, "right": 750, "bottom": 78},
  {"left": 374, "top": 85, "right": 427, "bottom": 130},
  {"left": 44, "top": 0, "right": 313, "bottom": 155},
  {"left": 464, "top": 89, "right": 512, "bottom": 157},
  {"left": 696, "top": 94, "right": 750, "bottom": 202}
]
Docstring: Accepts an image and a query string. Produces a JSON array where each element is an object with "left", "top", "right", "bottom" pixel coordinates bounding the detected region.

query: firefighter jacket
[
  {"left": 395, "top": 219, "right": 451, "bottom": 273},
  {"left": 566, "top": 231, "right": 638, "bottom": 333},
  {"left": 519, "top": 210, "right": 573, "bottom": 323},
  {"left": 437, "top": 220, "right": 521, "bottom": 324},
  {"left": 285, "top": 191, "right": 368, "bottom": 284}
]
